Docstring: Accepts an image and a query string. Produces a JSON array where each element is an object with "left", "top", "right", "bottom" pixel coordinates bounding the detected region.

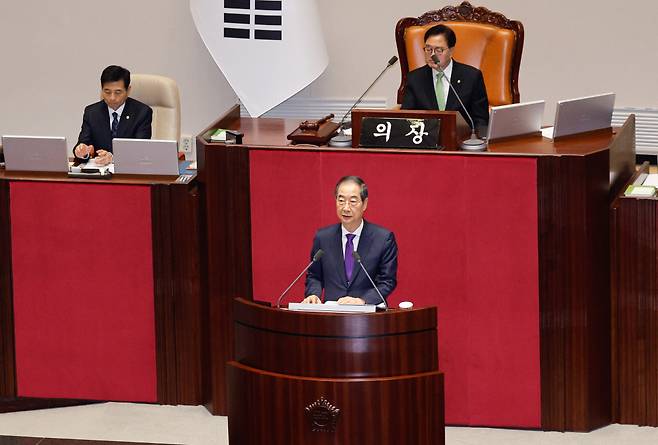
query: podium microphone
[
  {"left": 352, "top": 251, "right": 388, "bottom": 310},
  {"left": 329, "top": 56, "right": 399, "bottom": 148},
  {"left": 276, "top": 249, "right": 324, "bottom": 308},
  {"left": 431, "top": 54, "right": 486, "bottom": 151}
]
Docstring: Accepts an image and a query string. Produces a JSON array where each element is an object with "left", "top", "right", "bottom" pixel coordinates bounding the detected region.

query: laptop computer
[
  {"left": 112, "top": 138, "right": 179, "bottom": 175},
  {"left": 487, "top": 100, "right": 545, "bottom": 141},
  {"left": 552, "top": 92, "right": 615, "bottom": 138},
  {"left": 1, "top": 135, "right": 69, "bottom": 172}
]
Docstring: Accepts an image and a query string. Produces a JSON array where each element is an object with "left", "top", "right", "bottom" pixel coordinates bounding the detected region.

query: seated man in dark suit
[
  {"left": 401, "top": 24, "right": 489, "bottom": 135},
  {"left": 303, "top": 176, "right": 398, "bottom": 306},
  {"left": 73, "top": 65, "right": 152, "bottom": 165}
]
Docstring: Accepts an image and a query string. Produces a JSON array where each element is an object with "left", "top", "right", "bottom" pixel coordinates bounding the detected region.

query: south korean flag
[{"left": 191, "top": 0, "right": 328, "bottom": 117}]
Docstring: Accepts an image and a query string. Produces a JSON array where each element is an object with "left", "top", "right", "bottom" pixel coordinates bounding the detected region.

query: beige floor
[{"left": 0, "top": 403, "right": 657, "bottom": 445}]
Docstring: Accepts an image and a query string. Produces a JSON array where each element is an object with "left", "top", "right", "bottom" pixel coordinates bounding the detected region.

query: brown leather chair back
[{"left": 396, "top": 2, "right": 524, "bottom": 107}]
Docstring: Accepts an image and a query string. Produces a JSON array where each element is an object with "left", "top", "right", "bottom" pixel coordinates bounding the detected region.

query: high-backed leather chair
[
  {"left": 395, "top": 2, "right": 523, "bottom": 107},
  {"left": 129, "top": 74, "right": 181, "bottom": 142}
]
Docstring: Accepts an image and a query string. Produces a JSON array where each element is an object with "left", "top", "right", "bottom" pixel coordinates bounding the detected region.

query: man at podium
[
  {"left": 302, "top": 176, "right": 398, "bottom": 305},
  {"left": 401, "top": 24, "right": 489, "bottom": 133}
]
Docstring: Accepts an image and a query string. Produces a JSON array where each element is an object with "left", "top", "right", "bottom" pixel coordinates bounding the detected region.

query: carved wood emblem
[
  {"left": 416, "top": 1, "right": 517, "bottom": 29},
  {"left": 305, "top": 396, "right": 340, "bottom": 432}
]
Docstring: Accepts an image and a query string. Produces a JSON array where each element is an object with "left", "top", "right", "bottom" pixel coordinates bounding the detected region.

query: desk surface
[
  {"left": 0, "top": 168, "right": 195, "bottom": 186},
  {"left": 208, "top": 115, "right": 619, "bottom": 157}
]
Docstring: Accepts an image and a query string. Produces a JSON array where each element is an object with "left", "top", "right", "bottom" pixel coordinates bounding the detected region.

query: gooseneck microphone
[
  {"left": 352, "top": 251, "right": 388, "bottom": 310},
  {"left": 276, "top": 249, "right": 324, "bottom": 308},
  {"left": 431, "top": 54, "right": 487, "bottom": 151},
  {"left": 329, "top": 56, "right": 399, "bottom": 148}
]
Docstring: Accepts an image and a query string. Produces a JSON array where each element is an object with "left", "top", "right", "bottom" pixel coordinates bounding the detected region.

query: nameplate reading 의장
[{"left": 359, "top": 117, "right": 440, "bottom": 149}]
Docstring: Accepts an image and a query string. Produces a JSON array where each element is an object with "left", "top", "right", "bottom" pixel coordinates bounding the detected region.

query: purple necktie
[{"left": 345, "top": 233, "right": 356, "bottom": 282}]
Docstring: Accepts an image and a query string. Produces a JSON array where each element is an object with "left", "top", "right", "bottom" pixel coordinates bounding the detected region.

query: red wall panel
[
  {"left": 249, "top": 150, "right": 540, "bottom": 427},
  {"left": 10, "top": 182, "right": 157, "bottom": 402}
]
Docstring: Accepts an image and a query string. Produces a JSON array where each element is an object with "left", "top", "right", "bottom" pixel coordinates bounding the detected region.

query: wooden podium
[{"left": 227, "top": 298, "right": 444, "bottom": 445}]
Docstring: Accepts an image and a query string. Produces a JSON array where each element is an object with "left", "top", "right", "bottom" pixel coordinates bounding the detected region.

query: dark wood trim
[
  {"left": 151, "top": 183, "right": 205, "bottom": 406},
  {"left": 0, "top": 434, "right": 175, "bottom": 445},
  {"left": 395, "top": 1, "right": 524, "bottom": 104},
  {"left": 609, "top": 114, "right": 637, "bottom": 200},
  {"left": 195, "top": 104, "right": 242, "bottom": 175},
  {"left": 0, "top": 398, "right": 99, "bottom": 414},
  {"left": 200, "top": 144, "right": 254, "bottom": 415},
  {"left": 537, "top": 150, "right": 611, "bottom": 431},
  {"left": 0, "top": 180, "right": 15, "bottom": 398}
]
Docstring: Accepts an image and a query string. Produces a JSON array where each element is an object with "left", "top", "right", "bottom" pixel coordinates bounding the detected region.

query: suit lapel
[
  {"left": 95, "top": 101, "right": 112, "bottom": 143},
  {"left": 116, "top": 98, "right": 132, "bottom": 137},
  {"left": 422, "top": 65, "right": 439, "bottom": 109},
  {"left": 446, "top": 61, "right": 463, "bottom": 111},
  {"left": 330, "top": 225, "right": 348, "bottom": 286}
]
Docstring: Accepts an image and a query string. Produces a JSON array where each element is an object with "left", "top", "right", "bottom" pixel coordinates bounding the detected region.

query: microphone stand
[
  {"left": 352, "top": 251, "right": 388, "bottom": 310},
  {"left": 329, "top": 56, "right": 399, "bottom": 148},
  {"left": 432, "top": 55, "right": 487, "bottom": 151},
  {"left": 276, "top": 250, "right": 324, "bottom": 308}
]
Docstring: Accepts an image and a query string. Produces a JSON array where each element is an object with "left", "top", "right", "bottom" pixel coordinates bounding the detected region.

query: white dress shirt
[
  {"left": 432, "top": 59, "right": 453, "bottom": 104},
  {"left": 108, "top": 102, "right": 126, "bottom": 131},
  {"left": 341, "top": 219, "right": 364, "bottom": 259}
]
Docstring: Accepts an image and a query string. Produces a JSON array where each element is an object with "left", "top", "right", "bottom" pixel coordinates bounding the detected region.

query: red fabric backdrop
[
  {"left": 10, "top": 182, "right": 157, "bottom": 402},
  {"left": 250, "top": 149, "right": 541, "bottom": 427}
]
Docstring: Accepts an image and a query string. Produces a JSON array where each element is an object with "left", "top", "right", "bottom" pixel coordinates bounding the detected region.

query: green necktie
[{"left": 435, "top": 72, "right": 446, "bottom": 111}]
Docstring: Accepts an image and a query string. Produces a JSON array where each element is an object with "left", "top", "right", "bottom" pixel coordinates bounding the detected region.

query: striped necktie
[{"left": 111, "top": 112, "right": 119, "bottom": 138}]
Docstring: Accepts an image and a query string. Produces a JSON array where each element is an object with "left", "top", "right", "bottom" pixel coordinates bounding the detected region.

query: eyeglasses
[
  {"left": 424, "top": 46, "right": 448, "bottom": 56},
  {"left": 336, "top": 197, "right": 362, "bottom": 208}
]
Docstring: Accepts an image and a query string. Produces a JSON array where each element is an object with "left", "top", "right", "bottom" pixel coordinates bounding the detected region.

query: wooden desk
[
  {"left": 198, "top": 105, "right": 635, "bottom": 431},
  {"left": 0, "top": 170, "right": 206, "bottom": 410},
  {"left": 611, "top": 163, "right": 658, "bottom": 426}
]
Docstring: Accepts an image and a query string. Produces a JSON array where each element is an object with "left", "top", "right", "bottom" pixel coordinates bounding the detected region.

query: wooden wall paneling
[
  {"left": 169, "top": 184, "right": 205, "bottom": 404},
  {"left": 0, "top": 179, "right": 15, "bottom": 398},
  {"left": 577, "top": 150, "right": 612, "bottom": 431},
  {"left": 612, "top": 194, "right": 658, "bottom": 426},
  {"left": 537, "top": 150, "right": 611, "bottom": 431},
  {"left": 202, "top": 145, "right": 253, "bottom": 415},
  {"left": 151, "top": 184, "right": 178, "bottom": 404},
  {"left": 537, "top": 155, "right": 567, "bottom": 431},
  {"left": 151, "top": 183, "right": 205, "bottom": 405}
]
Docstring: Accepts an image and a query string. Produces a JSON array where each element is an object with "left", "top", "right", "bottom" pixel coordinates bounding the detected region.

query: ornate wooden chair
[{"left": 395, "top": 2, "right": 524, "bottom": 107}]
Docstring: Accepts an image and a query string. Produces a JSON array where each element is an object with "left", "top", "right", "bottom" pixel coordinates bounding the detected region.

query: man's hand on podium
[
  {"left": 337, "top": 297, "right": 365, "bottom": 305},
  {"left": 301, "top": 295, "right": 321, "bottom": 304}
]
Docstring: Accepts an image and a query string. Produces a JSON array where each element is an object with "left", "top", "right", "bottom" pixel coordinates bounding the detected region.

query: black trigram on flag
[{"left": 224, "top": 0, "right": 282, "bottom": 40}]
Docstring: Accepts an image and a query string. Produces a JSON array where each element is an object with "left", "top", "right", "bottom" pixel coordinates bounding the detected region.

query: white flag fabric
[{"left": 190, "top": 0, "right": 328, "bottom": 117}]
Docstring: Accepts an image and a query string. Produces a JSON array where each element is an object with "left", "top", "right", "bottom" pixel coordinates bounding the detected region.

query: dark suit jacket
[
  {"left": 401, "top": 61, "right": 489, "bottom": 132},
  {"left": 75, "top": 97, "right": 152, "bottom": 158},
  {"left": 304, "top": 221, "right": 398, "bottom": 305}
]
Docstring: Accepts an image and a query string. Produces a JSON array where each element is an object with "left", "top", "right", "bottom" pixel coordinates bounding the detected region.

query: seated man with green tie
[
  {"left": 73, "top": 65, "right": 153, "bottom": 166},
  {"left": 401, "top": 24, "right": 489, "bottom": 135}
]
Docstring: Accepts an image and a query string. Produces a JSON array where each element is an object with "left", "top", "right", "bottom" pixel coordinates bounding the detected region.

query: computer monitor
[
  {"left": 112, "top": 138, "right": 179, "bottom": 175},
  {"left": 487, "top": 100, "right": 545, "bottom": 141},
  {"left": 553, "top": 92, "right": 615, "bottom": 138},
  {"left": 1, "top": 135, "right": 69, "bottom": 172}
]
